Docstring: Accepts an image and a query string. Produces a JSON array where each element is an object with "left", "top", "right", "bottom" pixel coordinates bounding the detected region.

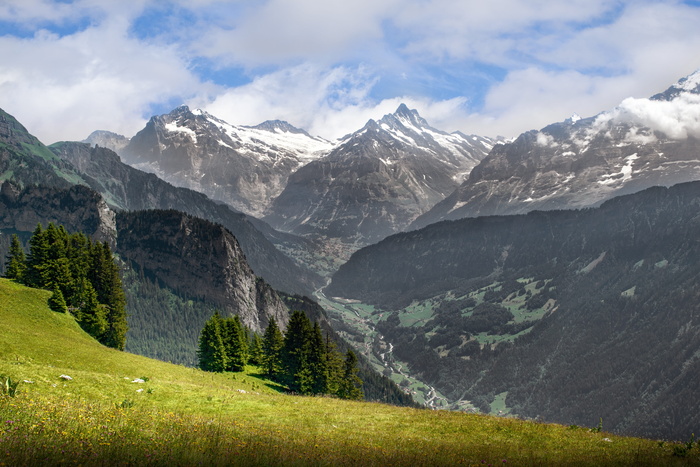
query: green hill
[{"left": 1, "top": 278, "right": 697, "bottom": 466}]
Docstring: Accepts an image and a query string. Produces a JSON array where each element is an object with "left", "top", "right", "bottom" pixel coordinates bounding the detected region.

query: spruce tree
[
  {"left": 75, "top": 279, "right": 108, "bottom": 340},
  {"left": 282, "top": 310, "right": 312, "bottom": 391},
  {"left": 25, "top": 223, "right": 48, "bottom": 287},
  {"left": 221, "top": 316, "right": 248, "bottom": 372},
  {"left": 337, "top": 350, "right": 364, "bottom": 400},
  {"left": 248, "top": 332, "right": 264, "bottom": 366},
  {"left": 48, "top": 286, "right": 68, "bottom": 313},
  {"left": 4, "top": 234, "right": 26, "bottom": 281},
  {"left": 324, "top": 335, "right": 345, "bottom": 396},
  {"left": 304, "top": 322, "right": 329, "bottom": 395},
  {"left": 197, "top": 312, "right": 228, "bottom": 372},
  {"left": 261, "top": 317, "right": 284, "bottom": 378}
]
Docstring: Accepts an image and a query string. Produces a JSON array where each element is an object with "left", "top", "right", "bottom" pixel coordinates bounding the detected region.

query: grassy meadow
[{"left": 2, "top": 278, "right": 700, "bottom": 466}]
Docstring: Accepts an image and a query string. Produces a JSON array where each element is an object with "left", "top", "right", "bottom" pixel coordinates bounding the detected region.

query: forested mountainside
[
  {"left": 412, "top": 71, "right": 700, "bottom": 229},
  {"left": 328, "top": 181, "right": 700, "bottom": 439}
]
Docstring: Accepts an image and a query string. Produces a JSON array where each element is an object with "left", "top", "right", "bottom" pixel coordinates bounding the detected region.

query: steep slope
[
  {"left": 0, "top": 108, "right": 87, "bottom": 189},
  {"left": 0, "top": 182, "right": 116, "bottom": 246},
  {"left": 412, "top": 70, "right": 700, "bottom": 229},
  {"left": 265, "top": 104, "right": 495, "bottom": 245},
  {"left": 121, "top": 106, "right": 333, "bottom": 217},
  {"left": 116, "top": 209, "right": 289, "bottom": 334},
  {"left": 327, "top": 181, "right": 700, "bottom": 439},
  {"left": 50, "top": 141, "right": 320, "bottom": 295}
]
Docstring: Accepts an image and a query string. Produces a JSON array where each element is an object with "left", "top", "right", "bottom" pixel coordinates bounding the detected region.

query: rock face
[
  {"left": 49, "top": 141, "right": 321, "bottom": 296},
  {"left": 265, "top": 104, "right": 495, "bottom": 245},
  {"left": 328, "top": 180, "right": 700, "bottom": 439},
  {"left": 82, "top": 130, "right": 130, "bottom": 154},
  {"left": 0, "top": 182, "right": 116, "bottom": 246},
  {"left": 121, "top": 106, "right": 333, "bottom": 217},
  {"left": 412, "top": 70, "right": 700, "bottom": 229},
  {"left": 116, "top": 209, "right": 289, "bottom": 333}
]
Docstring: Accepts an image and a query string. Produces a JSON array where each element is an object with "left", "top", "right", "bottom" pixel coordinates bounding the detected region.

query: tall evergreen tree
[
  {"left": 92, "top": 242, "right": 128, "bottom": 350},
  {"left": 221, "top": 316, "right": 248, "bottom": 372},
  {"left": 262, "top": 317, "right": 284, "bottom": 378},
  {"left": 302, "top": 322, "right": 329, "bottom": 395},
  {"left": 282, "top": 310, "right": 312, "bottom": 391},
  {"left": 74, "top": 278, "right": 108, "bottom": 340},
  {"left": 4, "top": 234, "right": 26, "bottom": 281},
  {"left": 197, "top": 312, "right": 228, "bottom": 372},
  {"left": 337, "top": 350, "right": 364, "bottom": 400},
  {"left": 248, "top": 332, "right": 264, "bottom": 366},
  {"left": 325, "top": 335, "right": 346, "bottom": 396},
  {"left": 25, "top": 223, "right": 48, "bottom": 287}
]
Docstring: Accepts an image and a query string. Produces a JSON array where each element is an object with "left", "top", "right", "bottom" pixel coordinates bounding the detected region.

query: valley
[{"left": 3, "top": 67, "right": 700, "bottom": 443}]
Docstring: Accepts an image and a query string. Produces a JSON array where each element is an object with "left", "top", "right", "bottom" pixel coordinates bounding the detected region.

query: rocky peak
[{"left": 651, "top": 68, "right": 700, "bottom": 101}]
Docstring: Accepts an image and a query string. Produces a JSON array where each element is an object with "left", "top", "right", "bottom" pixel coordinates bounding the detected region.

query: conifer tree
[
  {"left": 221, "top": 315, "right": 248, "bottom": 372},
  {"left": 25, "top": 223, "right": 48, "bottom": 287},
  {"left": 324, "top": 335, "right": 346, "bottom": 396},
  {"left": 283, "top": 310, "right": 312, "bottom": 391},
  {"left": 197, "top": 312, "right": 228, "bottom": 372},
  {"left": 48, "top": 286, "right": 68, "bottom": 313},
  {"left": 74, "top": 278, "right": 109, "bottom": 340},
  {"left": 248, "top": 332, "right": 264, "bottom": 366},
  {"left": 4, "top": 234, "right": 26, "bottom": 281},
  {"left": 262, "top": 317, "right": 284, "bottom": 378},
  {"left": 337, "top": 350, "right": 364, "bottom": 400},
  {"left": 303, "top": 322, "right": 329, "bottom": 395}
]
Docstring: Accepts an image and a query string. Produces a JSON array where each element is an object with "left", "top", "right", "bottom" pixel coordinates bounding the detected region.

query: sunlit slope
[{"left": 1, "top": 278, "right": 697, "bottom": 466}]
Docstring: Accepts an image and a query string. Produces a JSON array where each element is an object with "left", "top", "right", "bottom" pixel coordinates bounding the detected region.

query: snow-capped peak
[{"left": 567, "top": 113, "right": 582, "bottom": 123}]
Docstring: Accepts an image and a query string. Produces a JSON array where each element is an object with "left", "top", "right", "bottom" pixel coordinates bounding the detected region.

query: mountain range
[
  {"left": 412, "top": 70, "right": 700, "bottom": 228},
  {"left": 3, "top": 68, "right": 700, "bottom": 439}
]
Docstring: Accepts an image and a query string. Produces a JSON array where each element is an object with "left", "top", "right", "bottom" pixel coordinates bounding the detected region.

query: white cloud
[
  {"left": 0, "top": 15, "right": 205, "bottom": 143},
  {"left": 193, "top": 0, "right": 401, "bottom": 67},
  {"left": 600, "top": 93, "right": 700, "bottom": 140}
]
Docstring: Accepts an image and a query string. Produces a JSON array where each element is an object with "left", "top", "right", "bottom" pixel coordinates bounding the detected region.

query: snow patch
[{"left": 164, "top": 122, "right": 198, "bottom": 143}]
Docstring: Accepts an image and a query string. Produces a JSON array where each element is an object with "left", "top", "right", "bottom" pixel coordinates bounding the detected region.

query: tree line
[
  {"left": 3, "top": 223, "right": 127, "bottom": 350},
  {"left": 198, "top": 310, "right": 363, "bottom": 400}
]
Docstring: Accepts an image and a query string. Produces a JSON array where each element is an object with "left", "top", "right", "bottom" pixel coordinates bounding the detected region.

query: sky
[{"left": 1, "top": 0, "right": 700, "bottom": 144}]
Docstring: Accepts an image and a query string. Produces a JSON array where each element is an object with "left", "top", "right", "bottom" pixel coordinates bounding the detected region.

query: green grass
[{"left": 2, "top": 278, "right": 699, "bottom": 466}]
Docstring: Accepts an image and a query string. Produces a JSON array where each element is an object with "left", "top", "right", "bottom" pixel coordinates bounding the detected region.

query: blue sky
[{"left": 1, "top": 0, "right": 700, "bottom": 143}]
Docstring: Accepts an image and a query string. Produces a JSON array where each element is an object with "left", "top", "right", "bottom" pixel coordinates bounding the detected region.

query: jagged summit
[
  {"left": 264, "top": 104, "right": 496, "bottom": 245},
  {"left": 412, "top": 69, "right": 700, "bottom": 229},
  {"left": 651, "top": 68, "right": 700, "bottom": 101},
  {"left": 120, "top": 106, "right": 334, "bottom": 217}
]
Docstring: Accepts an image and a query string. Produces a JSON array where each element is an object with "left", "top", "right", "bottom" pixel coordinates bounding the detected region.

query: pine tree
[
  {"left": 48, "top": 286, "right": 68, "bottom": 313},
  {"left": 221, "top": 316, "right": 248, "bottom": 372},
  {"left": 93, "top": 242, "right": 128, "bottom": 351},
  {"left": 74, "top": 278, "right": 109, "bottom": 340},
  {"left": 248, "top": 332, "right": 264, "bottom": 366},
  {"left": 4, "top": 234, "right": 26, "bottom": 281},
  {"left": 325, "top": 335, "right": 346, "bottom": 396},
  {"left": 197, "top": 312, "right": 228, "bottom": 372},
  {"left": 304, "top": 322, "right": 329, "bottom": 395},
  {"left": 337, "top": 350, "right": 364, "bottom": 400},
  {"left": 282, "top": 310, "right": 312, "bottom": 391},
  {"left": 25, "top": 224, "right": 48, "bottom": 287},
  {"left": 262, "top": 317, "right": 284, "bottom": 378}
]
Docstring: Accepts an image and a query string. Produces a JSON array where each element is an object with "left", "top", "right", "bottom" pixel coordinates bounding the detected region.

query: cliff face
[
  {"left": 116, "top": 209, "right": 290, "bottom": 332},
  {"left": 50, "top": 141, "right": 321, "bottom": 296},
  {"left": 0, "top": 182, "right": 116, "bottom": 246}
]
